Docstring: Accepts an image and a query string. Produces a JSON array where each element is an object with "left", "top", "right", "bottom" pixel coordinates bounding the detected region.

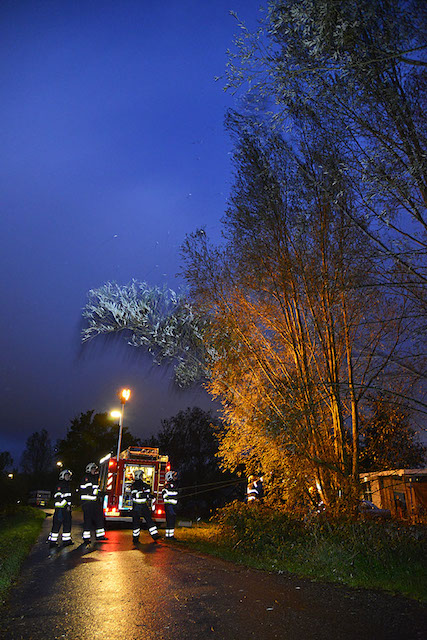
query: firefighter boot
[{"left": 132, "top": 536, "right": 140, "bottom": 545}]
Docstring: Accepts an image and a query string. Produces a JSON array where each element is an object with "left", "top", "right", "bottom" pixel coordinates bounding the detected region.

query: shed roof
[{"left": 360, "top": 468, "right": 427, "bottom": 480}]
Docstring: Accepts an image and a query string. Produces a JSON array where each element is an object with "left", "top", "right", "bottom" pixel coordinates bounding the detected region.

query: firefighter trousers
[
  {"left": 164, "top": 504, "right": 176, "bottom": 538},
  {"left": 82, "top": 501, "right": 105, "bottom": 541},
  {"left": 49, "top": 508, "right": 72, "bottom": 543},
  {"left": 132, "top": 504, "right": 159, "bottom": 540}
]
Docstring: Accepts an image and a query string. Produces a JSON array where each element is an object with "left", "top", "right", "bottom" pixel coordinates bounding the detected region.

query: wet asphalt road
[{"left": 1, "top": 512, "right": 426, "bottom": 640}]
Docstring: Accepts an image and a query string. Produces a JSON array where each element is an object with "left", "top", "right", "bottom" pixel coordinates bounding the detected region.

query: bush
[
  {"left": 210, "top": 500, "right": 427, "bottom": 599},
  {"left": 216, "top": 500, "right": 304, "bottom": 550}
]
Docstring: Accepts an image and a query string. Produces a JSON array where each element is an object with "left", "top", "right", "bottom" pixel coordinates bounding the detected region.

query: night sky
[{"left": 0, "top": 0, "right": 262, "bottom": 463}]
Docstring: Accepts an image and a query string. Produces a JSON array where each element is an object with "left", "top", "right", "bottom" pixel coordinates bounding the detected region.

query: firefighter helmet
[
  {"left": 134, "top": 469, "right": 144, "bottom": 480},
  {"left": 166, "top": 471, "right": 177, "bottom": 482},
  {"left": 59, "top": 469, "right": 72, "bottom": 480},
  {"left": 85, "top": 462, "right": 99, "bottom": 474}
]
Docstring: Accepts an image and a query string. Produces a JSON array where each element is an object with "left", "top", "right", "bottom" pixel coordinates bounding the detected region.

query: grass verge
[
  {"left": 176, "top": 502, "right": 427, "bottom": 602},
  {"left": 0, "top": 506, "right": 46, "bottom": 604}
]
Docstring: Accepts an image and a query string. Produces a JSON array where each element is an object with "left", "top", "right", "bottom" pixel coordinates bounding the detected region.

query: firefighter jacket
[
  {"left": 131, "top": 479, "right": 152, "bottom": 505},
  {"left": 254, "top": 478, "right": 264, "bottom": 500},
  {"left": 80, "top": 473, "right": 100, "bottom": 502},
  {"left": 247, "top": 480, "right": 260, "bottom": 502},
  {"left": 162, "top": 481, "right": 178, "bottom": 506},
  {"left": 54, "top": 480, "right": 72, "bottom": 509}
]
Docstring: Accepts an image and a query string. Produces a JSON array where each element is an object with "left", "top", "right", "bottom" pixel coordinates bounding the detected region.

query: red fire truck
[{"left": 99, "top": 446, "right": 170, "bottom": 524}]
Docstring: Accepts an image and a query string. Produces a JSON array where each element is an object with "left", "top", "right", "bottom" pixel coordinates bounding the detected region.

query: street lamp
[{"left": 111, "top": 388, "right": 131, "bottom": 460}]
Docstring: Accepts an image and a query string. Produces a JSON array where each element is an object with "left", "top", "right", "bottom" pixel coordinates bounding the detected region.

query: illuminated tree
[
  {"left": 226, "top": 0, "right": 427, "bottom": 313},
  {"left": 80, "top": 0, "right": 426, "bottom": 513},
  {"left": 181, "top": 115, "right": 418, "bottom": 512},
  {"left": 81, "top": 123, "right": 422, "bottom": 512},
  {"left": 81, "top": 281, "right": 207, "bottom": 387}
]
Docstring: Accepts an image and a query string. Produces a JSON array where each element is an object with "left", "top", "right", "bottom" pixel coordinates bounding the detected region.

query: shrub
[{"left": 215, "top": 500, "right": 304, "bottom": 551}]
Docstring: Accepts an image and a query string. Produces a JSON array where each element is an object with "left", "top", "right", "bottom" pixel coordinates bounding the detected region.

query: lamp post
[{"left": 112, "top": 388, "right": 131, "bottom": 460}]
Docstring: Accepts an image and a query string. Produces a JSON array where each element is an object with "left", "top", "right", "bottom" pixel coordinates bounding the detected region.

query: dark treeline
[{"left": 0, "top": 406, "right": 244, "bottom": 515}]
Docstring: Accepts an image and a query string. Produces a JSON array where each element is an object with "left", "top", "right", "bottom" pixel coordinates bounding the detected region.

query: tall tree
[
  {"left": 79, "top": 0, "right": 426, "bottom": 513},
  {"left": 181, "top": 115, "right": 418, "bottom": 512},
  {"left": 0, "top": 451, "right": 13, "bottom": 474},
  {"left": 81, "top": 281, "right": 206, "bottom": 387},
  {"left": 0, "top": 452, "right": 16, "bottom": 508},
  {"left": 157, "top": 407, "right": 239, "bottom": 514},
  {"left": 226, "top": 0, "right": 427, "bottom": 311},
  {"left": 360, "top": 395, "right": 426, "bottom": 471},
  {"left": 20, "top": 429, "right": 53, "bottom": 478},
  {"left": 56, "top": 410, "right": 141, "bottom": 478}
]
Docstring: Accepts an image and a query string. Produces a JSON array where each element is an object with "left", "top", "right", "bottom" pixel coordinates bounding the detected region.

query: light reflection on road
[
  {"left": 68, "top": 528, "right": 179, "bottom": 640},
  {"left": 3, "top": 514, "right": 426, "bottom": 640}
]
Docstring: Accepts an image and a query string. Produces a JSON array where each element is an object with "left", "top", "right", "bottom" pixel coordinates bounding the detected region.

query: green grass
[
  {"left": 0, "top": 506, "right": 46, "bottom": 604},
  {"left": 175, "top": 503, "right": 427, "bottom": 602}
]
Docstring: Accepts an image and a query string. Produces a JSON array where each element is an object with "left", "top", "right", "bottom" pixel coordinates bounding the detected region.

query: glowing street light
[
  {"left": 56, "top": 461, "right": 63, "bottom": 468},
  {"left": 111, "top": 388, "right": 131, "bottom": 459}
]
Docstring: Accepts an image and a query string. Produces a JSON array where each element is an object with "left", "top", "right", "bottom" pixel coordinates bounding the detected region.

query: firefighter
[
  {"left": 131, "top": 469, "right": 160, "bottom": 544},
  {"left": 247, "top": 475, "right": 261, "bottom": 503},
  {"left": 80, "top": 462, "right": 107, "bottom": 545},
  {"left": 162, "top": 470, "right": 178, "bottom": 539},
  {"left": 48, "top": 468, "right": 73, "bottom": 548},
  {"left": 308, "top": 486, "right": 326, "bottom": 516},
  {"left": 255, "top": 475, "right": 264, "bottom": 501}
]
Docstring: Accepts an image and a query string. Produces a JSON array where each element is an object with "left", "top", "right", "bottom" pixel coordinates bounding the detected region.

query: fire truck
[{"left": 99, "top": 446, "right": 170, "bottom": 524}]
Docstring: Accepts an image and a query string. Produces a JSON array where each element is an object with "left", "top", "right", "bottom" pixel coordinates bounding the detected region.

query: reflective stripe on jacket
[
  {"left": 80, "top": 474, "right": 99, "bottom": 501},
  {"left": 131, "top": 479, "right": 151, "bottom": 504},
  {"left": 162, "top": 482, "right": 178, "bottom": 505},
  {"left": 247, "top": 481, "right": 259, "bottom": 501},
  {"left": 54, "top": 480, "right": 72, "bottom": 508}
]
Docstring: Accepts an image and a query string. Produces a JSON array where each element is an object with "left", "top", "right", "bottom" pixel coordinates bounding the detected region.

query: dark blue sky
[{"left": 0, "top": 0, "right": 262, "bottom": 463}]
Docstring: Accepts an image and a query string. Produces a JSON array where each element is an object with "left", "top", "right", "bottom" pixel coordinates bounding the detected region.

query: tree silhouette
[
  {"left": 20, "top": 429, "right": 53, "bottom": 481},
  {"left": 360, "top": 396, "right": 426, "bottom": 471},
  {"left": 56, "top": 410, "right": 141, "bottom": 479},
  {"left": 157, "top": 407, "right": 239, "bottom": 515}
]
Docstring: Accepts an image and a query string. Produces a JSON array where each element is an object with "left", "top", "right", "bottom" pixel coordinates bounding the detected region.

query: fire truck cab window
[
  {"left": 125, "top": 465, "right": 154, "bottom": 484},
  {"left": 122, "top": 465, "right": 154, "bottom": 509}
]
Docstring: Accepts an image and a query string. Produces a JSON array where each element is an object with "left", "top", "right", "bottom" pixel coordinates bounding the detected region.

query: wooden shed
[{"left": 360, "top": 468, "right": 427, "bottom": 521}]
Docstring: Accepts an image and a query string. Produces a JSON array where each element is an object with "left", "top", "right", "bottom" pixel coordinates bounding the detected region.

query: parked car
[
  {"left": 359, "top": 500, "right": 391, "bottom": 519},
  {"left": 28, "top": 489, "right": 51, "bottom": 507}
]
